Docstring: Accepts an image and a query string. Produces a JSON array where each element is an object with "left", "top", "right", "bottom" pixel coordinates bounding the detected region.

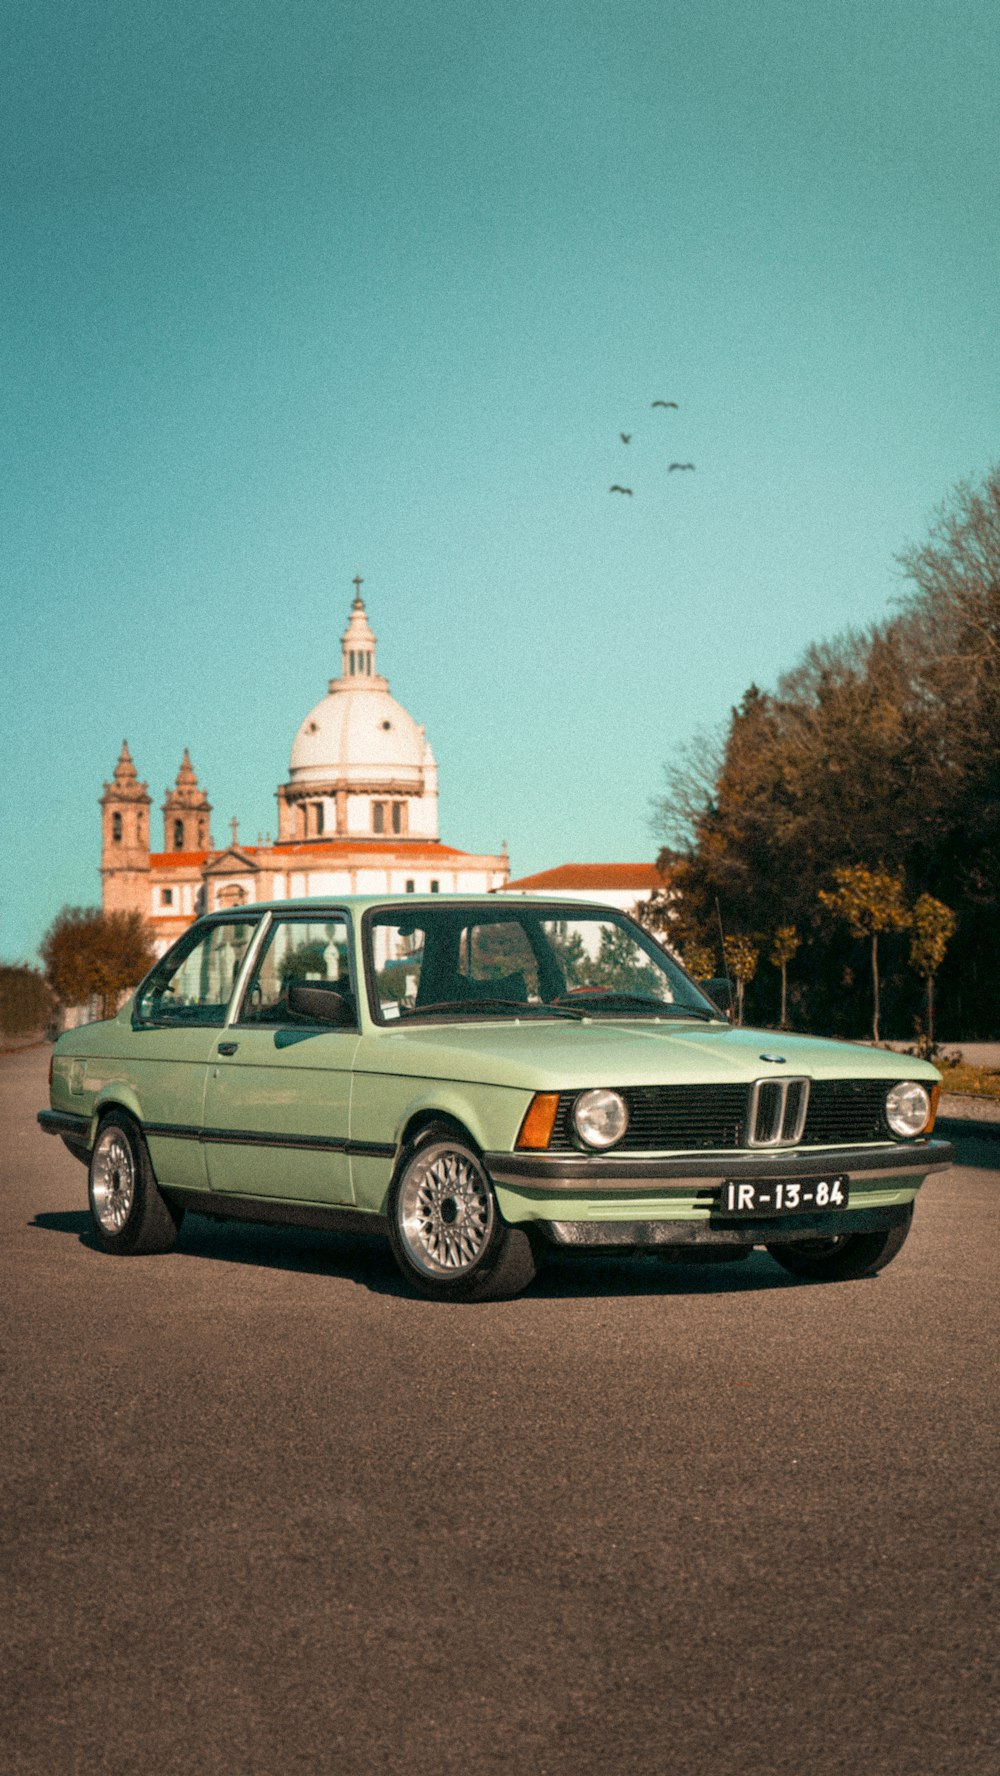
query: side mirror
[{"left": 286, "top": 982, "right": 355, "bottom": 1027}]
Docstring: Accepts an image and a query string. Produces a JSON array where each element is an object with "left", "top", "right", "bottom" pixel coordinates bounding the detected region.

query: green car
[{"left": 39, "top": 895, "right": 952, "bottom": 1302}]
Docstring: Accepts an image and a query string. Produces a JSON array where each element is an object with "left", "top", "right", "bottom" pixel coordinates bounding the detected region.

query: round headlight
[
  {"left": 573, "top": 1088, "right": 629, "bottom": 1149},
  {"left": 886, "top": 1081, "right": 932, "bottom": 1138}
]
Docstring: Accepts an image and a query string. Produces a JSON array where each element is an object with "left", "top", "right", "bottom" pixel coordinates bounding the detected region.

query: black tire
[
  {"left": 765, "top": 1205, "right": 913, "bottom": 1282},
  {"left": 87, "top": 1110, "right": 185, "bottom": 1256},
  {"left": 387, "top": 1123, "right": 540, "bottom": 1302}
]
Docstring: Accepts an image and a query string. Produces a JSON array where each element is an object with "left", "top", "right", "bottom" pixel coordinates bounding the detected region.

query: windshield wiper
[
  {"left": 556, "top": 992, "right": 724, "bottom": 1021},
  {"left": 401, "top": 998, "right": 589, "bottom": 1021}
]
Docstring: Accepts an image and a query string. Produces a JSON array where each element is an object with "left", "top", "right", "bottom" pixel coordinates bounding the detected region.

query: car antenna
[{"left": 715, "top": 897, "right": 734, "bottom": 1015}]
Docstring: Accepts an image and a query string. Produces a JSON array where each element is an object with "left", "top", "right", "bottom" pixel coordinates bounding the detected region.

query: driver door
[{"left": 202, "top": 913, "right": 360, "bottom": 1204}]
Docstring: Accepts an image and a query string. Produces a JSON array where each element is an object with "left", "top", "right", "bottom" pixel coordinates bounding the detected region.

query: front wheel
[
  {"left": 388, "top": 1127, "right": 539, "bottom": 1302},
  {"left": 766, "top": 1205, "right": 913, "bottom": 1282},
  {"left": 88, "top": 1112, "right": 184, "bottom": 1255}
]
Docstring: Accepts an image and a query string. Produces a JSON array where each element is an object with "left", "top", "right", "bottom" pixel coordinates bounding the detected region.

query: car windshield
[{"left": 364, "top": 903, "right": 723, "bottom": 1024}]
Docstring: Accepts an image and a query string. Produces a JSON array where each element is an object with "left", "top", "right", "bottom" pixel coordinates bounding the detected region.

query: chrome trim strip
[{"left": 487, "top": 1139, "right": 953, "bottom": 1192}]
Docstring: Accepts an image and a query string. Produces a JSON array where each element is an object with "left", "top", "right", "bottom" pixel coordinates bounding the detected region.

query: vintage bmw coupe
[{"left": 39, "top": 895, "right": 952, "bottom": 1300}]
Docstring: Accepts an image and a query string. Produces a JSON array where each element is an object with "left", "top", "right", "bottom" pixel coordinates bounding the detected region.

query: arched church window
[
  {"left": 112, "top": 813, "right": 122, "bottom": 842},
  {"left": 173, "top": 818, "right": 184, "bottom": 850}
]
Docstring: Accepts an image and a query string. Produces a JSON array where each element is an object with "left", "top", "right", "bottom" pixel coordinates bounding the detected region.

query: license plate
[{"left": 720, "top": 1176, "right": 850, "bottom": 1216}]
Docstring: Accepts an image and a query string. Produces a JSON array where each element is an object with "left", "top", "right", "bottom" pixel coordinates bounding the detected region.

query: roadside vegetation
[
  {"left": 936, "top": 1060, "right": 1000, "bottom": 1102},
  {"left": 0, "top": 964, "right": 53, "bottom": 1048}
]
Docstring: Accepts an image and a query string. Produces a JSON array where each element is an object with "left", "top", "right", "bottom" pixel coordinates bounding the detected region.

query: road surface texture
[{"left": 3, "top": 1045, "right": 997, "bottom": 1775}]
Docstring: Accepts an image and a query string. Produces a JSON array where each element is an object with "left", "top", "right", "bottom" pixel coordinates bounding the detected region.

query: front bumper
[
  {"left": 487, "top": 1138, "right": 951, "bottom": 1249},
  {"left": 484, "top": 1137, "right": 953, "bottom": 1193}
]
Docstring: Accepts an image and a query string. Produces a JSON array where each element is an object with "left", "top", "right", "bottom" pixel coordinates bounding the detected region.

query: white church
[{"left": 100, "top": 584, "right": 510, "bottom": 952}]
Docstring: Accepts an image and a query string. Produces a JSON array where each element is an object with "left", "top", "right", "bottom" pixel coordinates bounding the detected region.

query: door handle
[{"left": 217, "top": 1041, "right": 238, "bottom": 1056}]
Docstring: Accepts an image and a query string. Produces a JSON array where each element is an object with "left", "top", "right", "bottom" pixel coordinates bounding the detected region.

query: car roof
[{"left": 204, "top": 892, "right": 622, "bottom": 918}]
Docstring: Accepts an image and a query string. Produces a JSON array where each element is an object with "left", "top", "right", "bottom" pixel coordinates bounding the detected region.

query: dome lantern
[
  {"left": 338, "top": 575, "right": 387, "bottom": 689},
  {"left": 277, "top": 581, "right": 439, "bottom": 843}
]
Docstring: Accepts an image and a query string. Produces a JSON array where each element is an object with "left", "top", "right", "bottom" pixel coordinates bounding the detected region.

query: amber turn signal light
[
  {"left": 926, "top": 1083, "right": 941, "bottom": 1134},
  {"left": 516, "top": 1092, "right": 560, "bottom": 1150}
]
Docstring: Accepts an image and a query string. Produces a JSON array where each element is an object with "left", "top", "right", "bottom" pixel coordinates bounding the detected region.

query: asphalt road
[{"left": 3, "top": 1046, "right": 998, "bottom": 1776}]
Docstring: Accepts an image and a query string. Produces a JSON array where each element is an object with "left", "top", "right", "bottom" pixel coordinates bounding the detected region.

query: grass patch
[{"left": 938, "top": 1062, "right": 1000, "bottom": 1101}]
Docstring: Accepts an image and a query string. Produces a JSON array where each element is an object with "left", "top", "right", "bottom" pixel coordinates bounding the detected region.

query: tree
[
  {"left": 681, "top": 941, "right": 717, "bottom": 983},
  {"left": 818, "top": 867, "right": 910, "bottom": 1043},
  {"left": 908, "top": 894, "right": 956, "bottom": 1052},
  {"left": 40, "top": 907, "right": 156, "bottom": 1019},
  {"left": 896, "top": 467, "right": 1000, "bottom": 953},
  {"left": 723, "top": 935, "right": 758, "bottom": 1026},
  {"left": 587, "top": 924, "right": 662, "bottom": 998},
  {"left": 769, "top": 925, "right": 800, "bottom": 1029},
  {"left": 650, "top": 465, "right": 1000, "bottom": 1035}
]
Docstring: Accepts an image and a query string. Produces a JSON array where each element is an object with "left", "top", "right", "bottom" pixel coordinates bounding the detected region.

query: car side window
[
  {"left": 134, "top": 921, "right": 258, "bottom": 1027},
  {"left": 237, "top": 917, "right": 356, "bottom": 1027}
]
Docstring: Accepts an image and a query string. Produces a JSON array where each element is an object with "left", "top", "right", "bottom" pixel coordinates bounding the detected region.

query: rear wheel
[
  {"left": 88, "top": 1112, "right": 184, "bottom": 1256},
  {"left": 388, "top": 1126, "right": 539, "bottom": 1302},
  {"left": 766, "top": 1205, "right": 913, "bottom": 1282}
]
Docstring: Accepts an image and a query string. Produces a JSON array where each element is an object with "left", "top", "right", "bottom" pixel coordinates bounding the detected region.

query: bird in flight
[
  {"left": 609, "top": 484, "right": 633, "bottom": 495},
  {"left": 620, "top": 432, "right": 631, "bottom": 444},
  {"left": 652, "top": 400, "right": 678, "bottom": 408},
  {"left": 668, "top": 462, "right": 695, "bottom": 472}
]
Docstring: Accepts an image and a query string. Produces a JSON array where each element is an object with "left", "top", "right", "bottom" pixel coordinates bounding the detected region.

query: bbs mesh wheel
[
  {"left": 388, "top": 1125, "right": 539, "bottom": 1302},
  {"left": 87, "top": 1111, "right": 184, "bottom": 1256}
]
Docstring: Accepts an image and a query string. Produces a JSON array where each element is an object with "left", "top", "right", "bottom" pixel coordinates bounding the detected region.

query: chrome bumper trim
[{"left": 486, "top": 1138, "right": 953, "bottom": 1192}]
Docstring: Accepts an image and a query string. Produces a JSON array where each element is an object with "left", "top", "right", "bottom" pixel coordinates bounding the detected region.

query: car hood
[{"left": 357, "top": 1018, "right": 940, "bottom": 1092}]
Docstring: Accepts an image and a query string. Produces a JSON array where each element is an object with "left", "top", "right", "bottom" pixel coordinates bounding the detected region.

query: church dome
[{"left": 287, "top": 591, "right": 436, "bottom": 788}]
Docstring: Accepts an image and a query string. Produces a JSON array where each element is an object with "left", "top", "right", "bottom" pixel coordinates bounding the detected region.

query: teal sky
[{"left": 2, "top": 0, "right": 997, "bottom": 963}]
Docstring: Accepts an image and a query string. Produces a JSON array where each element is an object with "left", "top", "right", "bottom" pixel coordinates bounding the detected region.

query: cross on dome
[{"left": 341, "top": 577, "right": 380, "bottom": 683}]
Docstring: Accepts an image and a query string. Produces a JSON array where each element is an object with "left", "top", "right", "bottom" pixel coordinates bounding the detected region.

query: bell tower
[
  {"left": 100, "top": 741, "right": 152, "bottom": 915},
  {"left": 162, "top": 750, "right": 212, "bottom": 853}
]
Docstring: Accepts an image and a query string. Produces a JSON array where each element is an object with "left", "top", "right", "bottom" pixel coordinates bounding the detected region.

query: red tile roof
[
  {"left": 502, "top": 863, "right": 665, "bottom": 891},
  {"left": 264, "top": 840, "right": 474, "bottom": 862},
  {"left": 150, "top": 840, "right": 487, "bottom": 868}
]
